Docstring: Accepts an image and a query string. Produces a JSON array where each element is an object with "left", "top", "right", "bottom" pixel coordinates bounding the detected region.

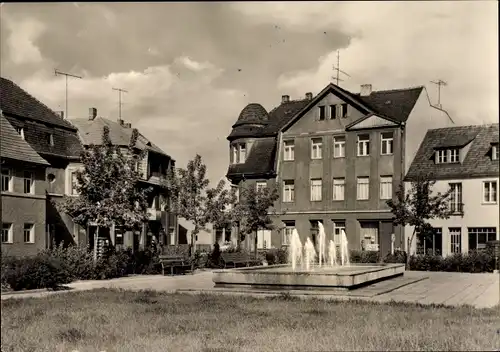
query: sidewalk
[{"left": 1, "top": 270, "right": 498, "bottom": 309}]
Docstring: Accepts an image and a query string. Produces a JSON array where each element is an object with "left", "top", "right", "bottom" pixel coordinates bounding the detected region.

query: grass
[{"left": 1, "top": 289, "right": 499, "bottom": 352}]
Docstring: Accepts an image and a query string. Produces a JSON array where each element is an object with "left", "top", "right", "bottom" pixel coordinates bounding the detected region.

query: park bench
[
  {"left": 158, "top": 254, "right": 194, "bottom": 276},
  {"left": 220, "top": 252, "right": 260, "bottom": 268}
]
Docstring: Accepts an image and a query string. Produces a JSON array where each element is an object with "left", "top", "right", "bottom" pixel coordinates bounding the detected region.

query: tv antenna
[
  {"left": 54, "top": 69, "right": 83, "bottom": 119},
  {"left": 430, "top": 79, "right": 448, "bottom": 109},
  {"left": 332, "top": 50, "right": 351, "bottom": 86},
  {"left": 112, "top": 87, "right": 128, "bottom": 119}
]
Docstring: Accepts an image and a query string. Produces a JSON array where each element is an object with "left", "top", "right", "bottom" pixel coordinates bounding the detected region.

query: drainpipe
[{"left": 400, "top": 121, "right": 406, "bottom": 252}]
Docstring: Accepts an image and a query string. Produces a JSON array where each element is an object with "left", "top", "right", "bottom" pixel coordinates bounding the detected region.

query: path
[{"left": 1, "top": 270, "right": 498, "bottom": 309}]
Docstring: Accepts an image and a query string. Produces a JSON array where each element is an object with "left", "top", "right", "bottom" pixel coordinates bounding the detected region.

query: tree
[
  {"left": 167, "top": 154, "right": 234, "bottom": 256},
  {"left": 236, "top": 185, "right": 280, "bottom": 259},
  {"left": 57, "top": 126, "right": 151, "bottom": 261},
  {"left": 386, "top": 174, "right": 453, "bottom": 266}
]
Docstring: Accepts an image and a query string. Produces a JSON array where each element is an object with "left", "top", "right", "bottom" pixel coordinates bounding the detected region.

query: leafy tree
[
  {"left": 167, "top": 154, "right": 235, "bottom": 256},
  {"left": 236, "top": 184, "right": 280, "bottom": 259},
  {"left": 57, "top": 126, "right": 151, "bottom": 261},
  {"left": 387, "top": 174, "right": 453, "bottom": 266}
]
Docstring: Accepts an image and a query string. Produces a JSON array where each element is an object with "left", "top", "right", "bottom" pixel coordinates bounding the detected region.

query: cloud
[
  {"left": 176, "top": 56, "right": 214, "bottom": 72},
  {"left": 4, "top": 17, "right": 45, "bottom": 65}
]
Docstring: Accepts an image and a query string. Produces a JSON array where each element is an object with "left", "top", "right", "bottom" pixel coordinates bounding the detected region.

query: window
[
  {"left": 318, "top": 106, "right": 326, "bottom": 120},
  {"left": 70, "top": 172, "right": 79, "bottom": 195},
  {"left": 483, "top": 181, "right": 497, "bottom": 203},
  {"left": 417, "top": 228, "right": 442, "bottom": 255},
  {"left": 231, "top": 185, "right": 240, "bottom": 203},
  {"left": 449, "top": 227, "right": 462, "bottom": 254},
  {"left": 1, "top": 223, "right": 12, "bottom": 243},
  {"left": 449, "top": 183, "right": 463, "bottom": 213},
  {"left": 256, "top": 181, "right": 267, "bottom": 191},
  {"left": 380, "top": 176, "right": 392, "bottom": 200},
  {"left": 311, "top": 138, "right": 323, "bottom": 159},
  {"left": 468, "top": 227, "right": 497, "bottom": 250},
  {"left": 333, "top": 136, "right": 345, "bottom": 158},
  {"left": 23, "top": 224, "right": 34, "bottom": 243},
  {"left": 329, "top": 105, "right": 337, "bottom": 119},
  {"left": 436, "top": 148, "right": 460, "bottom": 164},
  {"left": 46, "top": 133, "right": 54, "bottom": 146},
  {"left": 15, "top": 127, "right": 25, "bottom": 139},
  {"left": 283, "top": 140, "right": 294, "bottom": 161},
  {"left": 492, "top": 144, "right": 499, "bottom": 161},
  {"left": 283, "top": 221, "right": 295, "bottom": 246},
  {"left": 1, "top": 168, "right": 12, "bottom": 192},
  {"left": 283, "top": 180, "right": 294, "bottom": 203},
  {"left": 231, "top": 145, "right": 238, "bottom": 164},
  {"left": 333, "top": 221, "right": 345, "bottom": 244},
  {"left": 357, "top": 177, "right": 369, "bottom": 200},
  {"left": 360, "top": 221, "right": 379, "bottom": 251},
  {"left": 238, "top": 144, "right": 246, "bottom": 163},
  {"left": 257, "top": 229, "right": 272, "bottom": 249},
  {"left": 310, "top": 179, "right": 322, "bottom": 201},
  {"left": 357, "top": 135, "right": 370, "bottom": 156},
  {"left": 23, "top": 171, "right": 33, "bottom": 194},
  {"left": 333, "top": 178, "right": 345, "bottom": 201},
  {"left": 381, "top": 132, "right": 393, "bottom": 155},
  {"left": 340, "top": 103, "right": 348, "bottom": 118}
]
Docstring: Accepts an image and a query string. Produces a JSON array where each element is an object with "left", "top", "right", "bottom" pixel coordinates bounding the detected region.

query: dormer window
[
  {"left": 492, "top": 144, "right": 499, "bottom": 161},
  {"left": 46, "top": 133, "right": 54, "bottom": 146},
  {"left": 231, "top": 143, "right": 247, "bottom": 164},
  {"left": 15, "top": 127, "right": 25, "bottom": 140},
  {"left": 436, "top": 148, "right": 460, "bottom": 164}
]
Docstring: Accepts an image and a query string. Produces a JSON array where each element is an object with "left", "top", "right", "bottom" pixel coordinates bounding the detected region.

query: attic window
[
  {"left": 318, "top": 106, "right": 326, "bottom": 120},
  {"left": 46, "top": 133, "right": 54, "bottom": 146},
  {"left": 15, "top": 127, "right": 25, "bottom": 140},
  {"left": 492, "top": 144, "right": 499, "bottom": 161},
  {"left": 436, "top": 148, "right": 460, "bottom": 164}
]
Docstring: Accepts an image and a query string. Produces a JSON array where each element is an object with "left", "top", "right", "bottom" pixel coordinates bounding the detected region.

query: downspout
[
  {"left": 400, "top": 121, "right": 406, "bottom": 253},
  {"left": 275, "top": 131, "right": 283, "bottom": 215}
]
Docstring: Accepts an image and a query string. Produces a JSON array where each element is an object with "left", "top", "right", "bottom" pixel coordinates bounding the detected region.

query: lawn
[{"left": 1, "top": 289, "right": 499, "bottom": 352}]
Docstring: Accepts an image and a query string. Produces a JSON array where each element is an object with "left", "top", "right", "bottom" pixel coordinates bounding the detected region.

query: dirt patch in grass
[{"left": 1, "top": 288, "right": 499, "bottom": 352}]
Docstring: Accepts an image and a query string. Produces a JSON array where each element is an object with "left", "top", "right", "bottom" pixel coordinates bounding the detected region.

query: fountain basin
[{"left": 212, "top": 263, "right": 405, "bottom": 291}]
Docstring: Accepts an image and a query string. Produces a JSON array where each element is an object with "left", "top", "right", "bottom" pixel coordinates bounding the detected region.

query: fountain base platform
[{"left": 213, "top": 263, "right": 405, "bottom": 291}]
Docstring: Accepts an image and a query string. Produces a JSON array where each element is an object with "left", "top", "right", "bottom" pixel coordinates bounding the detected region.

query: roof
[
  {"left": 405, "top": 123, "right": 499, "bottom": 181},
  {"left": 233, "top": 103, "right": 269, "bottom": 128},
  {"left": 226, "top": 83, "right": 425, "bottom": 181},
  {"left": 226, "top": 137, "right": 276, "bottom": 178},
  {"left": 0, "top": 77, "right": 76, "bottom": 130},
  {"left": 0, "top": 113, "right": 49, "bottom": 166},
  {"left": 71, "top": 117, "right": 172, "bottom": 158}
]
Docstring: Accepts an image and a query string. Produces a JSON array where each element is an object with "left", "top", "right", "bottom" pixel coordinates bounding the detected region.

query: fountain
[{"left": 213, "top": 223, "right": 405, "bottom": 291}]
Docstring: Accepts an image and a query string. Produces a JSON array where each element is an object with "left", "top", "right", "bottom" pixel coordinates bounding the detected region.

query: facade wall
[
  {"left": 1, "top": 162, "right": 47, "bottom": 256},
  {"left": 405, "top": 177, "right": 500, "bottom": 256}
]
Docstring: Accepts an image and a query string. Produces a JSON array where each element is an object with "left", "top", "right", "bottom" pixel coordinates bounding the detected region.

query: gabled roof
[
  {"left": 71, "top": 117, "right": 172, "bottom": 159},
  {"left": 345, "top": 113, "right": 401, "bottom": 131},
  {"left": 405, "top": 123, "right": 499, "bottom": 181},
  {"left": 0, "top": 112, "right": 49, "bottom": 166},
  {"left": 0, "top": 77, "right": 76, "bottom": 130}
]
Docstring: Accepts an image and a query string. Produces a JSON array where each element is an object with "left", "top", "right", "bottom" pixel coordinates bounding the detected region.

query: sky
[{"left": 1, "top": 1, "right": 498, "bottom": 185}]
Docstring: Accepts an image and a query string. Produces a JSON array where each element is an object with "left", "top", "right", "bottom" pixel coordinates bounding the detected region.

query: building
[
  {"left": 226, "top": 83, "right": 454, "bottom": 254},
  {"left": 404, "top": 123, "right": 499, "bottom": 256},
  {"left": 1, "top": 112, "right": 50, "bottom": 256},
  {"left": 71, "top": 110, "right": 177, "bottom": 251},
  {"left": 0, "top": 77, "right": 84, "bottom": 253}
]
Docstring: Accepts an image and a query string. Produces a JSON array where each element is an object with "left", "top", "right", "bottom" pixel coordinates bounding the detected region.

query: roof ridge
[
  {"left": 0, "top": 77, "right": 75, "bottom": 130},
  {"left": 353, "top": 85, "right": 425, "bottom": 95},
  {"left": 429, "top": 123, "right": 499, "bottom": 132}
]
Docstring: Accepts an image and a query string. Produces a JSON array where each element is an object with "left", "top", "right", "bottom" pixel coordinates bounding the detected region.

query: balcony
[
  {"left": 147, "top": 208, "right": 162, "bottom": 221},
  {"left": 449, "top": 203, "right": 464, "bottom": 216}
]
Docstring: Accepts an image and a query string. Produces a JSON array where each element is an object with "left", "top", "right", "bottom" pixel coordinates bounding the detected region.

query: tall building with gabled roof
[{"left": 226, "top": 82, "right": 454, "bottom": 254}]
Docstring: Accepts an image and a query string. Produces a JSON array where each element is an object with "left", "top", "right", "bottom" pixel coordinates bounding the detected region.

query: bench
[
  {"left": 158, "top": 255, "right": 194, "bottom": 276},
  {"left": 220, "top": 252, "right": 260, "bottom": 269}
]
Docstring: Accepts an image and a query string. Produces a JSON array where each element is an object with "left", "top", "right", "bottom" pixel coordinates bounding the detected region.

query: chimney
[
  {"left": 117, "top": 118, "right": 124, "bottom": 125},
  {"left": 305, "top": 92, "right": 313, "bottom": 100},
  {"left": 57, "top": 111, "right": 64, "bottom": 119},
  {"left": 360, "top": 84, "right": 372, "bottom": 97},
  {"left": 124, "top": 122, "right": 132, "bottom": 128},
  {"left": 88, "top": 107, "right": 97, "bottom": 121},
  {"left": 281, "top": 95, "right": 290, "bottom": 103}
]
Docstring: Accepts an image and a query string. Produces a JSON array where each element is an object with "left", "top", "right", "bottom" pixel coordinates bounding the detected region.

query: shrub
[
  {"left": 40, "top": 244, "right": 95, "bottom": 280},
  {"left": 350, "top": 250, "right": 380, "bottom": 263},
  {"left": 408, "top": 249, "right": 495, "bottom": 273},
  {"left": 261, "top": 248, "right": 288, "bottom": 265},
  {"left": 383, "top": 250, "right": 407, "bottom": 264},
  {"left": 1, "top": 254, "right": 72, "bottom": 291}
]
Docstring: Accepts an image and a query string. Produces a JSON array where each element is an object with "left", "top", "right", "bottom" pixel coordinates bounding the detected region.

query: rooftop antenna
[
  {"left": 430, "top": 79, "right": 448, "bottom": 109},
  {"left": 332, "top": 50, "right": 351, "bottom": 86},
  {"left": 112, "top": 87, "right": 128, "bottom": 119},
  {"left": 54, "top": 69, "right": 83, "bottom": 119}
]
